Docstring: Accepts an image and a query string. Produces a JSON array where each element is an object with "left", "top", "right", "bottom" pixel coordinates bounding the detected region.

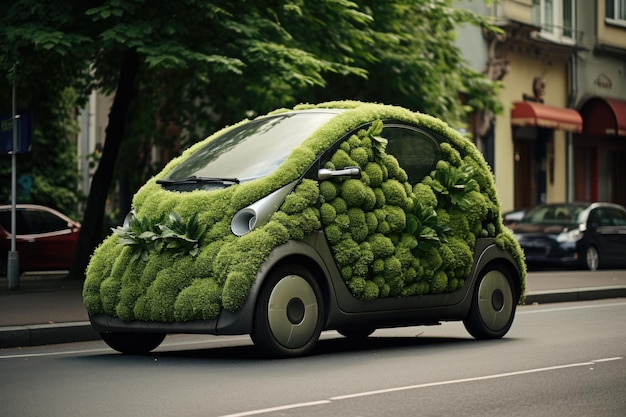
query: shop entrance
[
  {"left": 513, "top": 127, "right": 551, "bottom": 209},
  {"left": 574, "top": 141, "right": 626, "bottom": 207}
]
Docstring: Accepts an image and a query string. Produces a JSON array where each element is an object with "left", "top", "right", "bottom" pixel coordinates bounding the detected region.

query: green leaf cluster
[
  {"left": 427, "top": 163, "right": 479, "bottom": 211},
  {"left": 405, "top": 200, "right": 451, "bottom": 255},
  {"left": 112, "top": 212, "right": 204, "bottom": 262}
]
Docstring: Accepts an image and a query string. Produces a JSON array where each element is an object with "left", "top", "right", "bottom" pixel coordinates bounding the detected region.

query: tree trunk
[{"left": 69, "top": 50, "right": 139, "bottom": 281}]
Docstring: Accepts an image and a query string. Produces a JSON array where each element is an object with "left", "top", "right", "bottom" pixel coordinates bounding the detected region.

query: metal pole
[
  {"left": 7, "top": 68, "right": 20, "bottom": 290},
  {"left": 566, "top": 51, "right": 578, "bottom": 203}
]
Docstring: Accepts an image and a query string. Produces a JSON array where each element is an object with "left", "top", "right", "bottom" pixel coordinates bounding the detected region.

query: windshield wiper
[{"left": 156, "top": 176, "right": 240, "bottom": 186}]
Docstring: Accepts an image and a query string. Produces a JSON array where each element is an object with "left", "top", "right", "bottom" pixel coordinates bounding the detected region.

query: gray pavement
[{"left": 1, "top": 269, "right": 625, "bottom": 349}]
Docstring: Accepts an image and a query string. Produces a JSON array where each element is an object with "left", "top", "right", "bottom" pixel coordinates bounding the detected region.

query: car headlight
[
  {"left": 556, "top": 228, "right": 583, "bottom": 243},
  {"left": 231, "top": 180, "right": 298, "bottom": 236},
  {"left": 122, "top": 210, "right": 136, "bottom": 229}
]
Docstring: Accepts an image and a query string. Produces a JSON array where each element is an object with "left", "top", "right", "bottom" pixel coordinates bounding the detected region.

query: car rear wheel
[
  {"left": 585, "top": 245, "right": 599, "bottom": 271},
  {"left": 100, "top": 332, "right": 166, "bottom": 354},
  {"left": 251, "top": 264, "right": 324, "bottom": 358},
  {"left": 463, "top": 266, "right": 517, "bottom": 339}
]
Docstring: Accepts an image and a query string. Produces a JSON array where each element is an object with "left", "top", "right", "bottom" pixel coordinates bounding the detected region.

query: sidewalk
[
  {"left": 0, "top": 272, "right": 96, "bottom": 348},
  {"left": 1, "top": 270, "right": 626, "bottom": 349}
]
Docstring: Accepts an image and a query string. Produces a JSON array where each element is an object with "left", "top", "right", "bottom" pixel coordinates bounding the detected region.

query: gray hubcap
[
  {"left": 477, "top": 270, "right": 513, "bottom": 332},
  {"left": 267, "top": 275, "right": 319, "bottom": 349},
  {"left": 586, "top": 247, "right": 599, "bottom": 271}
]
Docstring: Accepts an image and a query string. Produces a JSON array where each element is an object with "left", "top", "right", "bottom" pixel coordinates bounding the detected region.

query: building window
[
  {"left": 606, "top": 0, "right": 626, "bottom": 26},
  {"left": 532, "top": 0, "right": 575, "bottom": 43}
]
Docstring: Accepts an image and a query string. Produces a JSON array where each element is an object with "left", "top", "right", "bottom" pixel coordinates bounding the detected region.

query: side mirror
[{"left": 318, "top": 166, "right": 361, "bottom": 181}]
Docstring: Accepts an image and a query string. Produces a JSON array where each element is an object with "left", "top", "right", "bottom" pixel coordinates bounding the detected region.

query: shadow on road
[{"left": 64, "top": 334, "right": 515, "bottom": 364}]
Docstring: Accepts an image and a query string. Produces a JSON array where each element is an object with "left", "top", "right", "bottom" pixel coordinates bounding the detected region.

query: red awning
[
  {"left": 511, "top": 101, "right": 582, "bottom": 133},
  {"left": 579, "top": 96, "right": 626, "bottom": 136}
]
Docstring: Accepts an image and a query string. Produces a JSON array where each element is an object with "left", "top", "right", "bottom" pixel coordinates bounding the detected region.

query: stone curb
[
  {"left": 523, "top": 286, "right": 626, "bottom": 305},
  {"left": 0, "top": 321, "right": 99, "bottom": 349}
]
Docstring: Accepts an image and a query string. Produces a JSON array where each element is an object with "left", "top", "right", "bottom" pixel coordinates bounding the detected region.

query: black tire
[
  {"left": 337, "top": 327, "right": 375, "bottom": 339},
  {"left": 584, "top": 245, "right": 599, "bottom": 271},
  {"left": 463, "top": 266, "right": 517, "bottom": 340},
  {"left": 100, "top": 332, "right": 166, "bottom": 355},
  {"left": 251, "top": 264, "right": 324, "bottom": 358}
]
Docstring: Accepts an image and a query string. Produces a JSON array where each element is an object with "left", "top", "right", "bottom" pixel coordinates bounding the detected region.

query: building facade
[
  {"left": 470, "top": 0, "right": 626, "bottom": 212},
  {"left": 574, "top": 0, "right": 626, "bottom": 207}
]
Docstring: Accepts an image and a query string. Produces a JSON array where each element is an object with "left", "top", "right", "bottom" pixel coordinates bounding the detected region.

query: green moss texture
[{"left": 83, "top": 101, "right": 526, "bottom": 322}]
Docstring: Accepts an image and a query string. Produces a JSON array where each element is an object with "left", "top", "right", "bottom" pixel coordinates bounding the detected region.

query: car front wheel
[
  {"left": 100, "top": 332, "right": 166, "bottom": 354},
  {"left": 463, "top": 266, "right": 517, "bottom": 339},
  {"left": 251, "top": 264, "right": 324, "bottom": 358},
  {"left": 584, "top": 245, "right": 599, "bottom": 271}
]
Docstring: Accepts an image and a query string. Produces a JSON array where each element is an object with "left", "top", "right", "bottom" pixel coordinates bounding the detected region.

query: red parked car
[{"left": 0, "top": 204, "right": 81, "bottom": 276}]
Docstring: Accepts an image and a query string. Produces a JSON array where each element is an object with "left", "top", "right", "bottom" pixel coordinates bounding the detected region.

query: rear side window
[
  {"left": 383, "top": 125, "right": 442, "bottom": 183},
  {"left": 589, "top": 208, "right": 612, "bottom": 227},
  {"left": 608, "top": 208, "right": 626, "bottom": 226}
]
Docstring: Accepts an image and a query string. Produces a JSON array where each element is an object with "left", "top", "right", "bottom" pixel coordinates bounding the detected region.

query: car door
[
  {"left": 318, "top": 121, "right": 445, "bottom": 302},
  {"left": 588, "top": 207, "right": 625, "bottom": 267},
  {"left": 605, "top": 207, "right": 626, "bottom": 266}
]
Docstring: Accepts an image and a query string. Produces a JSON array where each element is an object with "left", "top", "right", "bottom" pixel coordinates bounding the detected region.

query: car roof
[
  {"left": 0, "top": 204, "right": 79, "bottom": 223},
  {"left": 0, "top": 204, "right": 64, "bottom": 211}
]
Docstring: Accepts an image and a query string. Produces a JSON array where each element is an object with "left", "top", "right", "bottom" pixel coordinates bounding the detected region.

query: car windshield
[
  {"left": 520, "top": 204, "right": 588, "bottom": 224},
  {"left": 163, "top": 110, "right": 342, "bottom": 184}
]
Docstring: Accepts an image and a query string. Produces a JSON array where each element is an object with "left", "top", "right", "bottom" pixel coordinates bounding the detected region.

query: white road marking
[
  {"left": 0, "top": 348, "right": 110, "bottom": 359},
  {"left": 219, "top": 401, "right": 332, "bottom": 417},
  {"left": 218, "top": 357, "right": 623, "bottom": 417}
]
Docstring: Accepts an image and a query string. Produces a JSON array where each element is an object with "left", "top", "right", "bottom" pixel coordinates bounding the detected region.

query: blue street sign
[{"left": 1, "top": 112, "right": 32, "bottom": 154}]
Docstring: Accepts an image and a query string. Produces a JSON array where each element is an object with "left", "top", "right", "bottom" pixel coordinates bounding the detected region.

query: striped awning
[{"left": 511, "top": 101, "right": 582, "bottom": 133}]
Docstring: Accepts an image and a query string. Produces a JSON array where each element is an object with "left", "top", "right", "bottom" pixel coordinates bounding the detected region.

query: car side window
[
  {"left": 23, "top": 209, "right": 70, "bottom": 234},
  {"left": 0, "top": 210, "right": 30, "bottom": 234},
  {"left": 608, "top": 208, "right": 626, "bottom": 226},
  {"left": 383, "top": 125, "right": 442, "bottom": 184},
  {"left": 0, "top": 211, "right": 10, "bottom": 231},
  {"left": 589, "top": 208, "right": 612, "bottom": 228}
]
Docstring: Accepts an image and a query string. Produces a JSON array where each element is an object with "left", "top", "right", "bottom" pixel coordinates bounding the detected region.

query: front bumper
[
  {"left": 90, "top": 306, "right": 252, "bottom": 336},
  {"left": 519, "top": 239, "right": 581, "bottom": 267}
]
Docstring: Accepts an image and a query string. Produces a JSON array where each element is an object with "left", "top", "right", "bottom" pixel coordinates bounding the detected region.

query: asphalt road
[{"left": 1, "top": 298, "right": 624, "bottom": 417}]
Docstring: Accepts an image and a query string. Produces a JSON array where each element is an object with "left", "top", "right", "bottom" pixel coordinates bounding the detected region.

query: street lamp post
[{"left": 7, "top": 71, "right": 20, "bottom": 290}]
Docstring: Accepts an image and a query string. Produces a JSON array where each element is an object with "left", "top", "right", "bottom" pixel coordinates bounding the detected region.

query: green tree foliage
[
  {"left": 0, "top": 83, "right": 81, "bottom": 215},
  {"left": 303, "top": 0, "right": 503, "bottom": 125},
  {"left": 0, "top": 0, "right": 501, "bottom": 280},
  {"left": 0, "top": 0, "right": 88, "bottom": 215}
]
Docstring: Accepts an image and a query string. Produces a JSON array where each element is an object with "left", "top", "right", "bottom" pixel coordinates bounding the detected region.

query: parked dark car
[
  {"left": 0, "top": 204, "right": 81, "bottom": 276},
  {"left": 83, "top": 102, "right": 525, "bottom": 357},
  {"left": 511, "top": 202, "right": 626, "bottom": 271},
  {"left": 502, "top": 208, "right": 527, "bottom": 228}
]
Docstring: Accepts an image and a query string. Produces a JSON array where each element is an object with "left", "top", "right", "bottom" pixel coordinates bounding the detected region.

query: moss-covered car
[{"left": 84, "top": 101, "right": 526, "bottom": 357}]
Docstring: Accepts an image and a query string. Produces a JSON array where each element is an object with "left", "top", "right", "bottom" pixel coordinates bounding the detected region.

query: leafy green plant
[
  {"left": 112, "top": 212, "right": 204, "bottom": 262},
  {"left": 428, "top": 163, "right": 479, "bottom": 210},
  {"left": 404, "top": 199, "right": 451, "bottom": 255},
  {"left": 367, "top": 119, "right": 388, "bottom": 163}
]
